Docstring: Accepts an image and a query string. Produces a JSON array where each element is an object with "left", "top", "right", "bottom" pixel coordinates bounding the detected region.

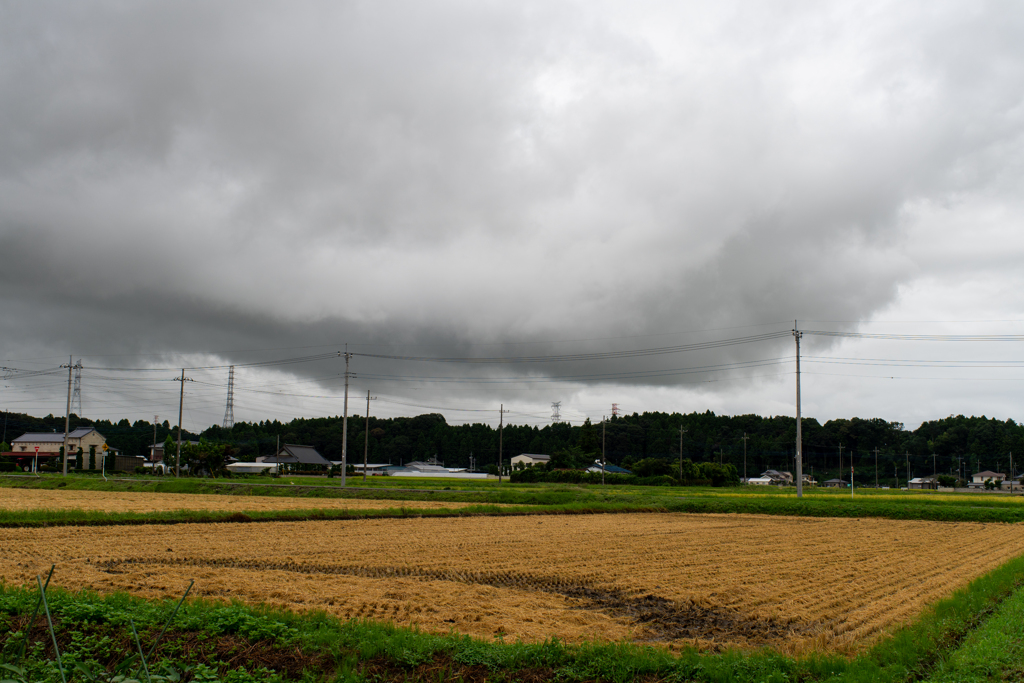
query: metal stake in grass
[
  {"left": 36, "top": 574, "right": 66, "bottom": 683},
  {"left": 141, "top": 580, "right": 194, "bottom": 666},
  {"left": 16, "top": 563, "right": 54, "bottom": 667},
  {"left": 130, "top": 619, "right": 152, "bottom": 683}
]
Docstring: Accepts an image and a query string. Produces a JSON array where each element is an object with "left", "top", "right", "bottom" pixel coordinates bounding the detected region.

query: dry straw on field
[
  {"left": 0, "top": 487, "right": 483, "bottom": 513},
  {"left": 3, "top": 513, "right": 1024, "bottom": 654}
]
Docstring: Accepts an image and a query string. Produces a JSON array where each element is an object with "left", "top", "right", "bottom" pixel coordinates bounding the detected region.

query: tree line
[{"left": 3, "top": 409, "right": 1022, "bottom": 483}]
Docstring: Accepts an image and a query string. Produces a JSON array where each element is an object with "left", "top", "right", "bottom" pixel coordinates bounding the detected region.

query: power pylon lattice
[
  {"left": 611, "top": 403, "right": 620, "bottom": 417},
  {"left": 551, "top": 401, "right": 561, "bottom": 423},
  {"left": 222, "top": 365, "right": 235, "bottom": 429},
  {"left": 71, "top": 360, "right": 82, "bottom": 416}
]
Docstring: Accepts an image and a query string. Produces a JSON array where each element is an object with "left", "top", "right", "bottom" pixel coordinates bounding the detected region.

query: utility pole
[
  {"left": 850, "top": 452, "right": 854, "bottom": 498},
  {"left": 679, "top": 426, "right": 687, "bottom": 482},
  {"left": 341, "top": 348, "right": 352, "bottom": 486},
  {"left": 61, "top": 356, "right": 73, "bottom": 476},
  {"left": 174, "top": 370, "right": 193, "bottom": 478},
  {"left": 932, "top": 452, "right": 936, "bottom": 477},
  {"left": 906, "top": 450, "right": 910, "bottom": 487},
  {"left": 363, "top": 390, "right": 376, "bottom": 482},
  {"left": 838, "top": 443, "right": 844, "bottom": 482},
  {"left": 498, "top": 404, "right": 507, "bottom": 483},
  {"left": 741, "top": 433, "right": 749, "bottom": 484},
  {"left": 874, "top": 447, "right": 879, "bottom": 489},
  {"left": 1010, "top": 451, "right": 1014, "bottom": 494},
  {"left": 602, "top": 417, "right": 606, "bottom": 485},
  {"left": 794, "top": 321, "right": 803, "bottom": 498}
]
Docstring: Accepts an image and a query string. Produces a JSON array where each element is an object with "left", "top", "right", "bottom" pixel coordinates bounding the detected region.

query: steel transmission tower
[
  {"left": 222, "top": 365, "right": 235, "bottom": 429},
  {"left": 550, "top": 401, "right": 561, "bottom": 423},
  {"left": 611, "top": 403, "right": 620, "bottom": 417},
  {"left": 71, "top": 360, "right": 82, "bottom": 416}
]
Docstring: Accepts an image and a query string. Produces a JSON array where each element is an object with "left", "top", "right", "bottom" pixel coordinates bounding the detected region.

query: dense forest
[{"left": 4, "top": 407, "right": 1022, "bottom": 485}]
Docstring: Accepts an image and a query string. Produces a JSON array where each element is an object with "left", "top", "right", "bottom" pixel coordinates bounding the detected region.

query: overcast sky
[{"left": 2, "top": 1, "right": 1024, "bottom": 435}]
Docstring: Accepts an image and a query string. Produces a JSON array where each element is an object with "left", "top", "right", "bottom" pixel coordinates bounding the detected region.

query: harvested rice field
[
  {"left": 0, "top": 487, "right": 484, "bottom": 513},
  {"left": 3, "top": 513, "right": 1024, "bottom": 654}
]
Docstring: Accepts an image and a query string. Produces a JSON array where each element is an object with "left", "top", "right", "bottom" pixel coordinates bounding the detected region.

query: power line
[
  {"left": 804, "top": 330, "right": 1024, "bottom": 342},
  {"left": 353, "top": 331, "right": 792, "bottom": 364}
]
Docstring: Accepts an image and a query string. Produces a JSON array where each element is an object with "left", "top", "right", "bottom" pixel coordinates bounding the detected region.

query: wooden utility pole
[
  {"left": 363, "top": 390, "right": 376, "bottom": 482},
  {"left": 498, "top": 404, "right": 505, "bottom": 483},
  {"left": 838, "top": 443, "right": 844, "bottom": 481},
  {"left": 602, "top": 417, "right": 606, "bottom": 485},
  {"left": 741, "top": 433, "right": 749, "bottom": 484},
  {"left": 62, "top": 356, "right": 73, "bottom": 476},
  {"left": 341, "top": 348, "right": 352, "bottom": 486},
  {"left": 679, "top": 426, "right": 687, "bottom": 482},
  {"left": 874, "top": 447, "right": 879, "bottom": 489},
  {"left": 174, "top": 369, "right": 193, "bottom": 478},
  {"left": 794, "top": 322, "right": 803, "bottom": 498}
]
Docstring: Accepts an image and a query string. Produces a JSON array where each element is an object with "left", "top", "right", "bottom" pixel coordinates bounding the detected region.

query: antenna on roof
[{"left": 222, "top": 365, "right": 235, "bottom": 429}]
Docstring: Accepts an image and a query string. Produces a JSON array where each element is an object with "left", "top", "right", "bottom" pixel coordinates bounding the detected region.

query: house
[
  {"left": 11, "top": 427, "right": 107, "bottom": 469},
  {"left": 258, "top": 444, "right": 332, "bottom": 471},
  {"left": 822, "top": 478, "right": 848, "bottom": 488},
  {"left": 762, "top": 470, "right": 794, "bottom": 485},
  {"left": 746, "top": 476, "right": 774, "bottom": 485},
  {"left": 226, "top": 462, "right": 280, "bottom": 475},
  {"left": 390, "top": 460, "right": 488, "bottom": 479},
  {"left": 970, "top": 470, "right": 1005, "bottom": 489},
  {"left": 511, "top": 453, "right": 551, "bottom": 468},
  {"left": 909, "top": 476, "right": 939, "bottom": 490},
  {"left": 349, "top": 463, "right": 391, "bottom": 476},
  {"left": 586, "top": 461, "right": 632, "bottom": 475}
]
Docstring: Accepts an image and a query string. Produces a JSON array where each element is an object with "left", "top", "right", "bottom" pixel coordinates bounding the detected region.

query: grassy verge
[
  {"left": 4, "top": 552, "right": 1024, "bottom": 682},
  {"left": 4, "top": 475, "right": 1024, "bottom": 525},
  {"left": 3, "top": 497, "right": 1024, "bottom": 528},
  {"left": 923, "top": 580, "right": 1024, "bottom": 682}
]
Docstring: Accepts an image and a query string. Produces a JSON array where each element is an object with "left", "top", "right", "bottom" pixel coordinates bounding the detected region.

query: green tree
[
  {"left": 88, "top": 445, "right": 96, "bottom": 470},
  {"left": 162, "top": 434, "right": 177, "bottom": 463},
  {"left": 549, "top": 445, "right": 586, "bottom": 470},
  {"left": 631, "top": 458, "right": 673, "bottom": 478}
]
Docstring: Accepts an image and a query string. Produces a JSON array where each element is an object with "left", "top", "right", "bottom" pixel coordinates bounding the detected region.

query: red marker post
[{"left": 34, "top": 446, "right": 39, "bottom": 475}]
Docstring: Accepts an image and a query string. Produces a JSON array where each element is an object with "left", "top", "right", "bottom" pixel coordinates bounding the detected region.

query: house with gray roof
[
  {"left": 258, "top": 444, "right": 332, "bottom": 471},
  {"left": 11, "top": 427, "right": 107, "bottom": 468}
]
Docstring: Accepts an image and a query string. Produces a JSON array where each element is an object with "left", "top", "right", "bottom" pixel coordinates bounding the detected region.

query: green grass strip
[
  {"left": 923, "top": 581, "right": 1024, "bottom": 682},
  {"left": 4, "top": 475, "right": 1024, "bottom": 524}
]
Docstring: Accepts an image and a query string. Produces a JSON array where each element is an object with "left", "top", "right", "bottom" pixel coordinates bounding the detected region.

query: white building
[
  {"left": 970, "top": 470, "right": 1005, "bottom": 488},
  {"left": 510, "top": 453, "right": 550, "bottom": 468}
]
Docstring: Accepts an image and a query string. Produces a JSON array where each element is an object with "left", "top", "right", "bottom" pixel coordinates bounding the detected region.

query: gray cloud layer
[{"left": 3, "top": 1, "right": 1024, "bottom": 422}]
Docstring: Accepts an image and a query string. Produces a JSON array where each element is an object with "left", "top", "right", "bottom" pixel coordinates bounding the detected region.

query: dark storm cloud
[{"left": 3, "top": 0, "right": 1024, "bottom": 420}]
